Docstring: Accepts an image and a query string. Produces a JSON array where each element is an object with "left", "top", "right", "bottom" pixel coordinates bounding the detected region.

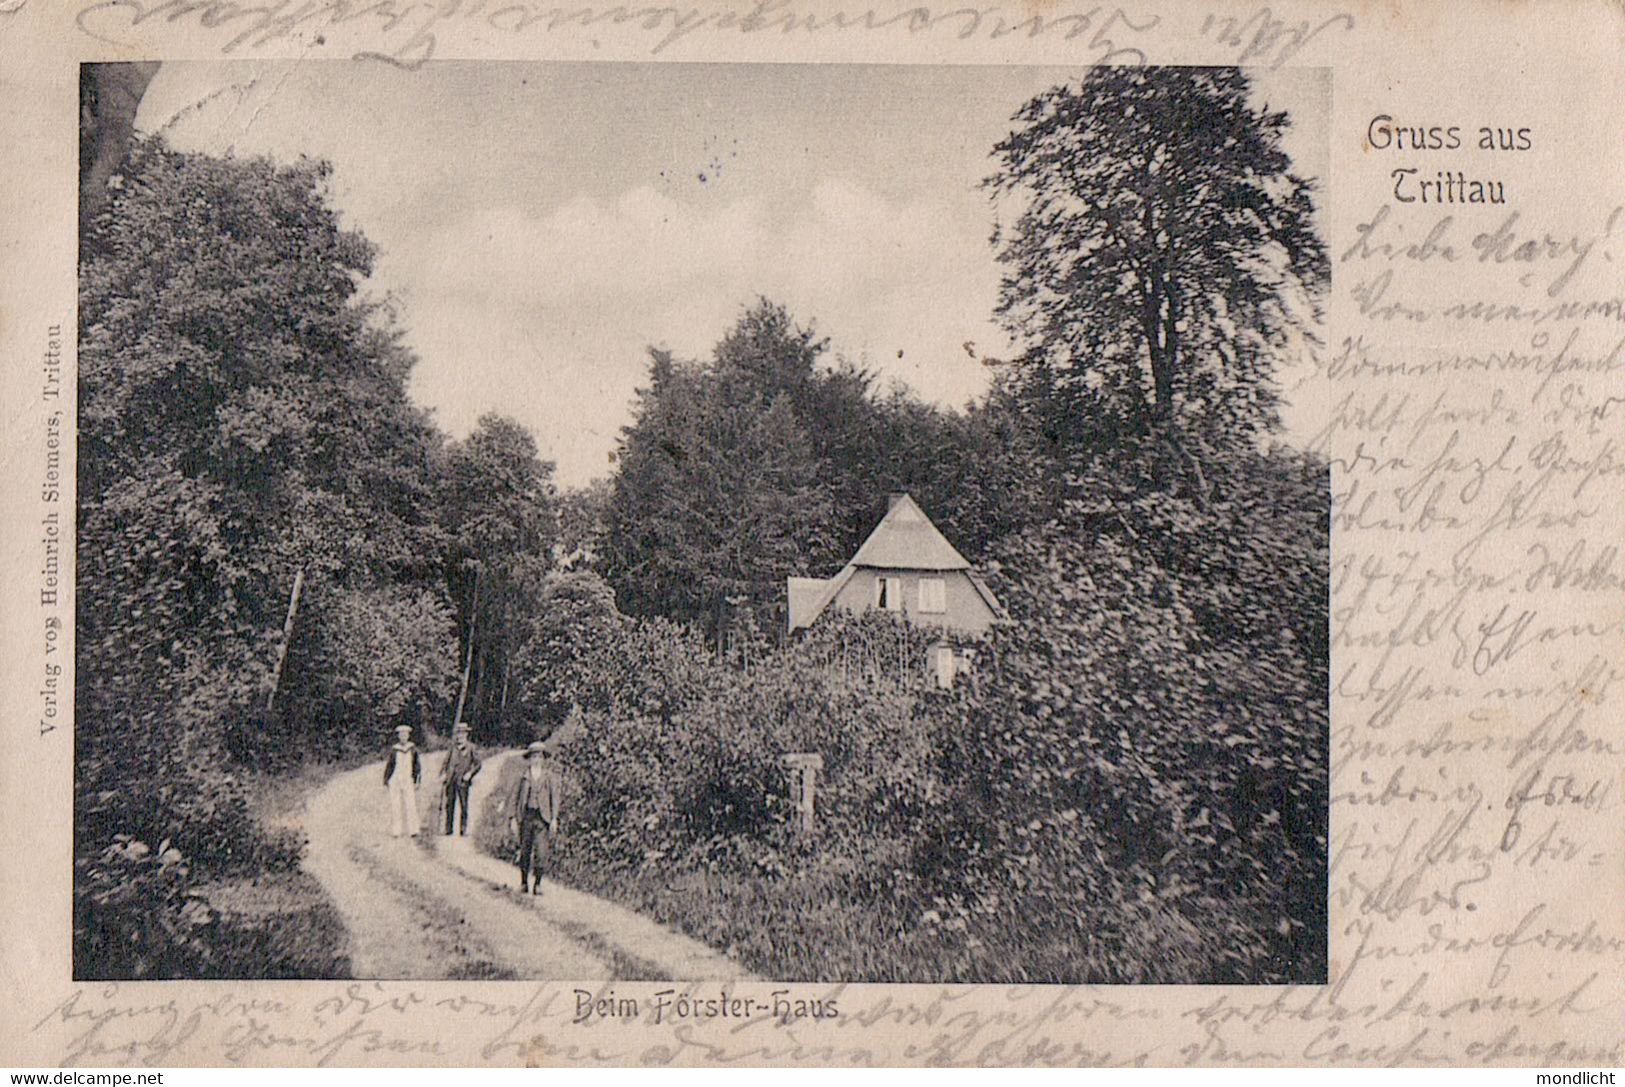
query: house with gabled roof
[{"left": 787, "top": 493, "right": 1005, "bottom": 685}]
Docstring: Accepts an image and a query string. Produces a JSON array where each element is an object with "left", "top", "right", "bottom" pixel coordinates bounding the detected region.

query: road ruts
[{"left": 301, "top": 749, "right": 757, "bottom": 982}]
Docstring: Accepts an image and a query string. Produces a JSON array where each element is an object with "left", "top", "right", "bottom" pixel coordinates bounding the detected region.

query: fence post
[{"left": 782, "top": 753, "right": 824, "bottom": 835}]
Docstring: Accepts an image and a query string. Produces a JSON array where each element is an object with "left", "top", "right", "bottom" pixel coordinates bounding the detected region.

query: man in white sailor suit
[{"left": 382, "top": 724, "right": 422, "bottom": 838}]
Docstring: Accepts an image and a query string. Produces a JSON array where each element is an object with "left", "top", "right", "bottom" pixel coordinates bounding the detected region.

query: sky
[{"left": 137, "top": 62, "right": 1328, "bottom": 487}]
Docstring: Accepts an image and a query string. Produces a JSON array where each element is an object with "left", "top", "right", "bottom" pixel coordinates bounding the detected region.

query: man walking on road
[
  {"left": 510, "top": 741, "right": 561, "bottom": 895},
  {"left": 383, "top": 724, "right": 422, "bottom": 838},
  {"left": 441, "top": 721, "right": 483, "bottom": 836}
]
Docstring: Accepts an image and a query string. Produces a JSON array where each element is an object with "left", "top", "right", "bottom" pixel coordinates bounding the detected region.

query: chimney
[{"left": 887, "top": 492, "right": 907, "bottom": 511}]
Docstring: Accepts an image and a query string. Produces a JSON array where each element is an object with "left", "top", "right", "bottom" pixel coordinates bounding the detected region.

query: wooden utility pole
[{"left": 265, "top": 567, "right": 305, "bottom": 713}]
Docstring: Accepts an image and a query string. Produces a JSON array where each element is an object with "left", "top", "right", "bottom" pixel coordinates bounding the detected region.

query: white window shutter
[{"left": 919, "top": 577, "right": 946, "bottom": 613}]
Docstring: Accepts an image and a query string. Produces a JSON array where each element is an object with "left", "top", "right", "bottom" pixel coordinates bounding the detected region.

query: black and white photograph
[{"left": 74, "top": 60, "right": 1330, "bottom": 987}]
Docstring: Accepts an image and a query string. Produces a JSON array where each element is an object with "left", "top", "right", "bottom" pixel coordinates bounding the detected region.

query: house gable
[
  {"left": 826, "top": 566, "right": 999, "bottom": 635},
  {"left": 787, "top": 576, "right": 832, "bottom": 632},
  {"left": 786, "top": 494, "right": 1004, "bottom": 635},
  {"left": 847, "top": 493, "right": 971, "bottom": 571}
]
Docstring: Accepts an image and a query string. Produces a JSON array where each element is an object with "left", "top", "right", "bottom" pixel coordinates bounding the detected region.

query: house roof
[
  {"left": 787, "top": 495, "right": 1002, "bottom": 634},
  {"left": 787, "top": 576, "right": 832, "bottom": 633},
  {"left": 788, "top": 566, "right": 856, "bottom": 633},
  {"left": 848, "top": 494, "right": 971, "bottom": 571},
  {"left": 965, "top": 570, "right": 1009, "bottom": 621}
]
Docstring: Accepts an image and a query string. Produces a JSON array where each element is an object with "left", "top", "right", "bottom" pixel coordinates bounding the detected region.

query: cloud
[{"left": 376, "top": 176, "right": 1010, "bottom": 485}]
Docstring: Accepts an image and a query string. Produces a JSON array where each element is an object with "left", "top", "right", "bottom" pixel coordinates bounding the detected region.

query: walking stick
[{"left": 432, "top": 768, "right": 446, "bottom": 834}]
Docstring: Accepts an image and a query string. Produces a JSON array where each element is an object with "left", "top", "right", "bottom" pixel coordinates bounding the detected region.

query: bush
[
  {"left": 75, "top": 138, "right": 438, "bottom": 978},
  {"left": 72, "top": 824, "right": 346, "bottom": 980},
  {"left": 549, "top": 612, "right": 941, "bottom": 874},
  {"left": 476, "top": 612, "right": 971, "bottom": 978},
  {"left": 73, "top": 835, "right": 218, "bottom": 979},
  {"left": 482, "top": 449, "right": 1326, "bottom": 984},
  {"left": 930, "top": 446, "right": 1329, "bottom": 983},
  {"left": 473, "top": 755, "right": 526, "bottom": 866}
]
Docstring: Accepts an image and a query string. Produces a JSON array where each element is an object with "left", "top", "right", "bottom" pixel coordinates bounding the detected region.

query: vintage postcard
[{"left": 1, "top": 0, "right": 1621, "bottom": 1069}]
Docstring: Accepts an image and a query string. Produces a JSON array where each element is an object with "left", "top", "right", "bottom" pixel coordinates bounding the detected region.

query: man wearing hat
[
  {"left": 440, "top": 721, "right": 483, "bottom": 836},
  {"left": 382, "top": 724, "right": 422, "bottom": 838},
  {"left": 509, "top": 741, "right": 562, "bottom": 894}
]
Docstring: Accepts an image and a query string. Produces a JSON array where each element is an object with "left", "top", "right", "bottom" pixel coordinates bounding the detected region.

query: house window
[
  {"left": 918, "top": 577, "right": 946, "bottom": 614},
  {"left": 933, "top": 645, "right": 956, "bottom": 688},
  {"left": 875, "top": 576, "right": 902, "bottom": 611}
]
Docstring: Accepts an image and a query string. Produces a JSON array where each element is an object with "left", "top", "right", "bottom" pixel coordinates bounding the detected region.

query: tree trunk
[
  {"left": 498, "top": 654, "right": 511, "bottom": 725},
  {"left": 470, "top": 639, "right": 487, "bottom": 731},
  {"left": 1139, "top": 161, "right": 1177, "bottom": 422},
  {"left": 1161, "top": 279, "right": 1182, "bottom": 419},
  {"left": 265, "top": 567, "right": 305, "bottom": 713},
  {"left": 452, "top": 567, "right": 479, "bottom": 728},
  {"left": 80, "top": 63, "right": 162, "bottom": 229}
]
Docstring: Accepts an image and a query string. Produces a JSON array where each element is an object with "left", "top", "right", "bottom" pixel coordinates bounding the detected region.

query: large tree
[
  {"left": 438, "top": 413, "right": 559, "bottom": 738},
  {"left": 601, "top": 300, "right": 1054, "bottom": 639},
  {"left": 78, "top": 138, "right": 448, "bottom": 778},
  {"left": 951, "top": 72, "right": 1332, "bottom": 980},
  {"left": 511, "top": 571, "right": 625, "bottom": 728},
  {"left": 602, "top": 334, "right": 833, "bottom": 645},
  {"left": 986, "top": 68, "right": 1327, "bottom": 451},
  {"left": 76, "top": 137, "right": 456, "bottom": 975}
]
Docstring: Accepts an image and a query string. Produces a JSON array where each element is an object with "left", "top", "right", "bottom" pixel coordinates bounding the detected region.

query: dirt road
[{"left": 300, "top": 749, "right": 755, "bottom": 981}]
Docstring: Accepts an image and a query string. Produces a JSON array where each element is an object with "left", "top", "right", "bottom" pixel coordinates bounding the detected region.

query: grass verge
[
  {"left": 472, "top": 757, "right": 967, "bottom": 982},
  {"left": 192, "top": 868, "right": 352, "bottom": 978}
]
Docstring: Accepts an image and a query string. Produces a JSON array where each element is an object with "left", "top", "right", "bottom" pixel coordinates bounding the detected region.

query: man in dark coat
[
  {"left": 509, "top": 741, "right": 561, "bottom": 895},
  {"left": 441, "top": 721, "right": 483, "bottom": 836}
]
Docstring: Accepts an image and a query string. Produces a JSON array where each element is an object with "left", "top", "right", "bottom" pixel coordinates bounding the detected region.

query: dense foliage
[
  {"left": 480, "top": 612, "right": 966, "bottom": 980},
  {"left": 601, "top": 333, "right": 835, "bottom": 643},
  {"left": 81, "top": 64, "right": 1329, "bottom": 984},
  {"left": 488, "top": 67, "right": 1330, "bottom": 982},
  {"left": 601, "top": 301, "right": 1044, "bottom": 642},
  {"left": 481, "top": 482, "right": 1328, "bottom": 984},
  {"left": 76, "top": 140, "right": 473, "bottom": 976},
  {"left": 932, "top": 446, "right": 1329, "bottom": 982}
]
